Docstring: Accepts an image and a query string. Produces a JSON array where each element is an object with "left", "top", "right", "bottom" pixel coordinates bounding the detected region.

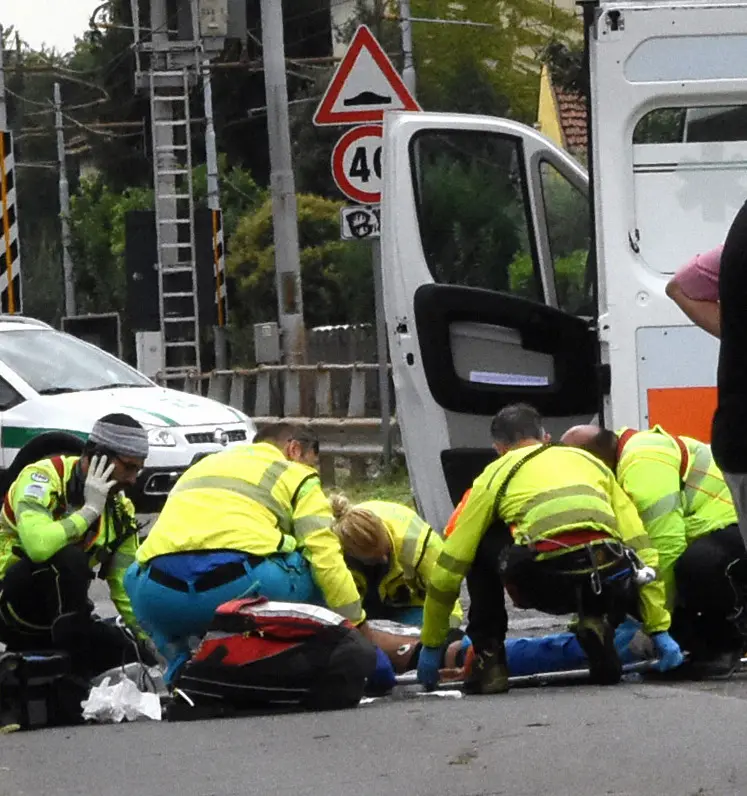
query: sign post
[{"left": 314, "top": 25, "right": 421, "bottom": 466}]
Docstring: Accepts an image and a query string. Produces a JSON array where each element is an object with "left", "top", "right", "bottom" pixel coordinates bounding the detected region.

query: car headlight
[{"left": 147, "top": 428, "right": 177, "bottom": 447}]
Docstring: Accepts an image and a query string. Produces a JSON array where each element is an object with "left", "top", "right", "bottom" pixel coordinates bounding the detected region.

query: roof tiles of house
[{"left": 555, "top": 87, "right": 588, "bottom": 153}]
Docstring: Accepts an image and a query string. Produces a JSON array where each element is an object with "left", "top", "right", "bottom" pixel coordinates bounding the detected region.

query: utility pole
[
  {"left": 54, "top": 83, "right": 76, "bottom": 317},
  {"left": 399, "top": 0, "right": 417, "bottom": 98},
  {"left": 371, "top": 1, "right": 392, "bottom": 466},
  {"left": 0, "top": 26, "right": 6, "bottom": 131},
  {"left": 202, "top": 62, "right": 228, "bottom": 370},
  {"left": 259, "top": 0, "right": 306, "bottom": 365}
]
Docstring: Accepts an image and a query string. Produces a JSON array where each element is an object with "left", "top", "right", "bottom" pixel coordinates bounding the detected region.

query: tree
[
  {"left": 68, "top": 176, "right": 153, "bottom": 314},
  {"left": 290, "top": 0, "right": 581, "bottom": 197},
  {"left": 541, "top": 40, "right": 586, "bottom": 96},
  {"left": 227, "top": 193, "right": 374, "bottom": 334},
  {"left": 67, "top": 158, "right": 265, "bottom": 314},
  {"left": 410, "top": 0, "right": 580, "bottom": 122}
]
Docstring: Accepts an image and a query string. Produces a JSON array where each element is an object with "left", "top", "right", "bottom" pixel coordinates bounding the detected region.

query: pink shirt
[{"left": 672, "top": 245, "right": 723, "bottom": 302}]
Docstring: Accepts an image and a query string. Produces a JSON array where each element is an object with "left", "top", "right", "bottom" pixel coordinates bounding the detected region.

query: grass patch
[{"left": 329, "top": 460, "right": 416, "bottom": 508}]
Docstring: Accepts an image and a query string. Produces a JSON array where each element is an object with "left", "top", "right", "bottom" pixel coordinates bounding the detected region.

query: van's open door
[{"left": 380, "top": 112, "right": 602, "bottom": 530}]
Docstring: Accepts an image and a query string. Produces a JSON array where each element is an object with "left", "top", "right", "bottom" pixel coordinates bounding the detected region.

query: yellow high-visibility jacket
[
  {"left": 0, "top": 455, "right": 140, "bottom": 631},
  {"left": 616, "top": 425, "right": 738, "bottom": 609},
  {"left": 421, "top": 443, "right": 670, "bottom": 647},
  {"left": 138, "top": 442, "right": 365, "bottom": 624},
  {"left": 347, "top": 500, "right": 463, "bottom": 626}
]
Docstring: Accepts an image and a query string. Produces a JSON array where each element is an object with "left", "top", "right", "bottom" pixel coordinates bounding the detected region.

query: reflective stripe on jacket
[
  {"left": 421, "top": 443, "right": 669, "bottom": 647},
  {"left": 350, "top": 500, "right": 462, "bottom": 625},
  {"left": 616, "top": 425, "right": 737, "bottom": 608},
  {"left": 137, "top": 442, "right": 365, "bottom": 624},
  {"left": 0, "top": 455, "right": 140, "bottom": 630}
]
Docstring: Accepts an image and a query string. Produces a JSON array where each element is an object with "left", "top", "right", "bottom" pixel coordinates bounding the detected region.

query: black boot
[
  {"left": 463, "top": 641, "right": 509, "bottom": 695},
  {"left": 726, "top": 558, "right": 747, "bottom": 637},
  {"left": 690, "top": 648, "right": 743, "bottom": 680},
  {"left": 571, "top": 616, "right": 622, "bottom": 685}
]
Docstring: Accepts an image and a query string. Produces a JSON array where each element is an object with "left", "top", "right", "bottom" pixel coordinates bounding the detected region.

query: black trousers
[
  {"left": 0, "top": 545, "right": 146, "bottom": 677},
  {"left": 465, "top": 533, "right": 636, "bottom": 653},
  {"left": 671, "top": 524, "right": 747, "bottom": 656}
]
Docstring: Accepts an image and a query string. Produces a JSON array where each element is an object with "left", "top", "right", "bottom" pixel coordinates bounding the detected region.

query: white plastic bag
[
  {"left": 91, "top": 662, "right": 168, "bottom": 697},
  {"left": 81, "top": 676, "right": 162, "bottom": 723}
]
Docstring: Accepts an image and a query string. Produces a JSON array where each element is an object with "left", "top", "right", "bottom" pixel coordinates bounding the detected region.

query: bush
[{"left": 227, "top": 193, "right": 375, "bottom": 333}]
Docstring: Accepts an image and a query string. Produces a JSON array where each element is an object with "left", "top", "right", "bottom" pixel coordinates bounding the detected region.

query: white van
[
  {"left": 380, "top": 0, "right": 746, "bottom": 530},
  {"left": 0, "top": 315, "right": 255, "bottom": 510}
]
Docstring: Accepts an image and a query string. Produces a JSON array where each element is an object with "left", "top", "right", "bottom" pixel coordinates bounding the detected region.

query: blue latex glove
[
  {"left": 652, "top": 631, "right": 684, "bottom": 672},
  {"left": 614, "top": 618, "right": 643, "bottom": 665},
  {"left": 366, "top": 647, "right": 397, "bottom": 695},
  {"left": 417, "top": 645, "right": 442, "bottom": 690}
]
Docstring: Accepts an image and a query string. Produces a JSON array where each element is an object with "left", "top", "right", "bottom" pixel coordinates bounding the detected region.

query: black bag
[
  {"left": 0, "top": 650, "right": 89, "bottom": 730},
  {"left": 171, "top": 597, "right": 377, "bottom": 718}
]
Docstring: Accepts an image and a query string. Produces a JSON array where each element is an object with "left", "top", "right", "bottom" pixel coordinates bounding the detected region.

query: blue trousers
[
  {"left": 124, "top": 551, "right": 323, "bottom": 683},
  {"left": 504, "top": 622, "right": 644, "bottom": 677}
]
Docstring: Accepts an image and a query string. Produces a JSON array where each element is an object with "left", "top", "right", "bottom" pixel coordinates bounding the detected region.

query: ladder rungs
[
  {"left": 157, "top": 194, "right": 191, "bottom": 200},
  {"left": 158, "top": 218, "right": 192, "bottom": 224},
  {"left": 152, "top": 95, "right": 189, "bottom": 102},
  {"left": 160, "top": 242, "right": 193, "bottom": 249},
  {"left": 156, "top": 169, "right": 190, "bottom": 176},
  {"left": 153, "top": 120, "right": 188, "bottom": 127},
  {"left": 161, "top": 265, "right": 195, "bottom": 273},
  {"left": 164, "top": 316, "right": 197, "bottom": 323},
  {"left": 163, "top": 291, "right": 196, "bottom": 298},
  {"left": 165, "top": 341, "right": 199, "bottom": 348},
  {"left": 155, "top": 145, "right": 189, "bottom": 152},
  {"left": 150, "top": 68, "right": 193, "bottom": 77}
]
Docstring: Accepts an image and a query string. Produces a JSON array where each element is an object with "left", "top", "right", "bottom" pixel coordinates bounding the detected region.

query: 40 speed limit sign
[{"left": 331, "top": 125, "right": 383, "bottom": 204}]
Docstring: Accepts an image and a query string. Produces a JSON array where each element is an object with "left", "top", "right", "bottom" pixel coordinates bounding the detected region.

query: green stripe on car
[
  {"left": 1, "top": 427, "right": 89, "bottom": 449},
  {"left": 122, "top": 406, "right": 179, "bottom": 427}
]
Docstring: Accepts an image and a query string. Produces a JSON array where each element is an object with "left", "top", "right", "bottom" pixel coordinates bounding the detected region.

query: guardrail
[{"left": 156, "top": 364, "right": 402, "bottom": 483}]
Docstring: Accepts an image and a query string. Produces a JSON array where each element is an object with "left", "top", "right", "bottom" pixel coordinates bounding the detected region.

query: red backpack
[{"left": 172, "top": 597, "right": 377, "bottom": 716}]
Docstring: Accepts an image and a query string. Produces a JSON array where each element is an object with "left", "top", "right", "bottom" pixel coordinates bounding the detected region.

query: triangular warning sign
[{"left": 313, "top": 25, "right": 421, "bottom": 127}]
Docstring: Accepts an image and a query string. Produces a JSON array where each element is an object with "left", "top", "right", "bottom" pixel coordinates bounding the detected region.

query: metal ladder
[{"left": 149, "top": 69, "right": 201, "bottom": 375}]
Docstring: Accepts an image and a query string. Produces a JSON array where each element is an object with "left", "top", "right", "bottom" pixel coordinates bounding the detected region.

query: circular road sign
[{"left": 331, "top": 124, "right": 383, "bottom": 204}]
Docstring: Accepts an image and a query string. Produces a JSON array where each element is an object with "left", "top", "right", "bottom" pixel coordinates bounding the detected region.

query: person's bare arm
[
  {"left": 665, "top": 279, "right": 721, "bottom": 338},
  {"left": 356, "top": 622, "right": 421, "bottom": 673}
]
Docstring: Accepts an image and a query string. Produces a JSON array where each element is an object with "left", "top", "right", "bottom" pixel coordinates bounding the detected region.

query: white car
[{"left": 0, "top": 315, "right": 256, "bottom": 510}]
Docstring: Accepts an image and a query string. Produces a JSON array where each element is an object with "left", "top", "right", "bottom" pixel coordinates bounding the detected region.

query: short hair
[
  {"left": 254, "top": 421, "right": 319, "bottom": 454},
  {"left": 490, "top": 403, "right": 545, "bottom": 445}
]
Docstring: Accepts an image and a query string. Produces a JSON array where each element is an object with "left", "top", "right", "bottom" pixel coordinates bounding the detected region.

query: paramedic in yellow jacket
[
  {"left": 417, "top": 403, "right": 683, "bottom": 694},
  {"left": 330, "top": 495, "right": 463, "bottom": 628},
  {"left": 0, "top": 413, "right": 153, "bottom": 678},
  {"left": 125, "top": 422, "right": 371, "bottom": 683},
  {"left": 562, "top": 423, "right": 747, "bottom": 677}
]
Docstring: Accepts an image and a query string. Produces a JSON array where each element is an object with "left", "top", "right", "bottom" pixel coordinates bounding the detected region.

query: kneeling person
[
  {"left": 0, "top": 414, "right": 150, "bottom": 677},
  {"left": 126, "top": 422, "right": 370, "bottom": 683},
  {"left": 417, "top": 404, "right": 682, "bottom": 694},
  {"left": 331, "top": 495, "right": 463, "bottom": 629},
  {"left": 563, "top": 423, "right": 747, "bottom": 676}
]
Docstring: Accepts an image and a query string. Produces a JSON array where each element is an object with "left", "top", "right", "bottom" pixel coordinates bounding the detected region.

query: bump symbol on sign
[
  {"left": 331, "top": 125, "right": 384, "bottom": 205},
  {"left": 313, "top": 25, "right": 421, "bottom": 126}
]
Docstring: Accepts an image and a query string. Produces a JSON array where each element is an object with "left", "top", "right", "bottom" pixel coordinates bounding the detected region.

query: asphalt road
[
  {"left": 4, "top": 583, "right": 747, "bottom": 795},
  {"left": 3, "top": 674, "right": 747, "bottom": 796}
]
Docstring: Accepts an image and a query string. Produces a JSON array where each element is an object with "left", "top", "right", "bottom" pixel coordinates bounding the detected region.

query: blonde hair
[{"left": 330, "top": 493, "right": 390, "bottom": 561}]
